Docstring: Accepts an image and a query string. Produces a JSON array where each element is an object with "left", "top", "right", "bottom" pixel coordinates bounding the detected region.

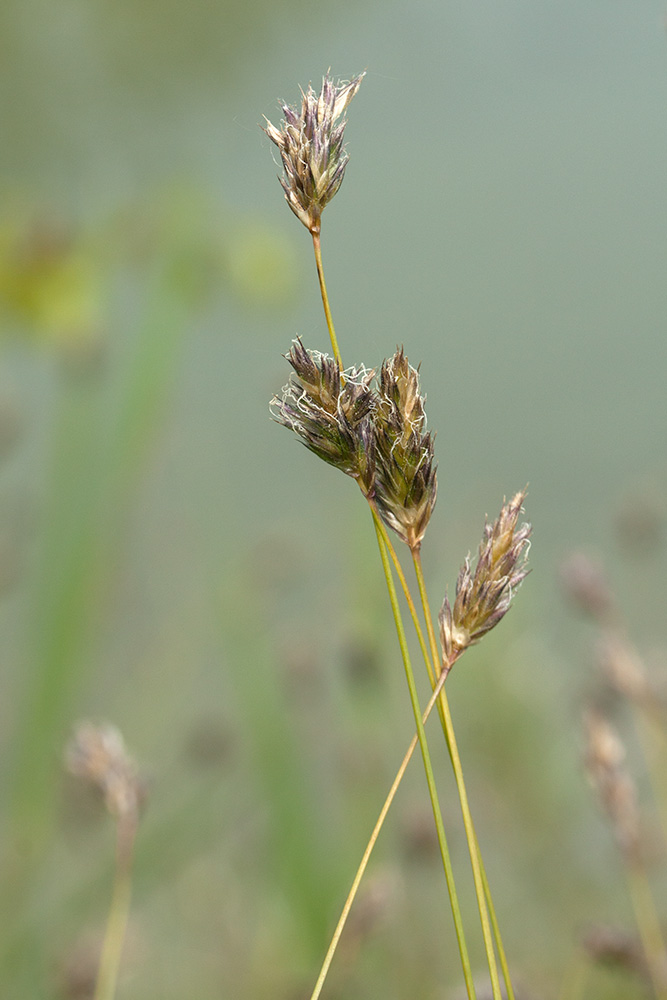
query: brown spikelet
[
  {"left": 373, "top": 348, "right": 437, "bottom": 549},
  {"left": 270, "top": 339, "right": 377, "bottom": 495},
  {"left": 439, "top": 491, "right": 531, "bottom": 661},
  {"left": 264, "top": 72, "right": 364, "bottom": 234}
]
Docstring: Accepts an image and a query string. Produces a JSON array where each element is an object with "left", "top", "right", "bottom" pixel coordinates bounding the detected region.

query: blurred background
[{"left": 1, "top": 0, "right": 666, "bottom": 996}]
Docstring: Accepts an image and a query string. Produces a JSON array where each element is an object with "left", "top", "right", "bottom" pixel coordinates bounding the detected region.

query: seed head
[
  {"left": 373, "top": 348, "right": 437, "bottom": 549},
  {"left": 584, "top": 708, "right": 640, "bottom": 860},
  {"left": 66, "top": 721, "right": 143, "bottom": 824},
  {"left": 270, "top": 338, "right": 376, "bottom": 495},
  {"left": 582, "top": 925, "right": 647, "bottom": 979},
  {"left": 595, "top": 634, "right": 651, "bottom": 706},
  {"left": 439, "top": 491, "right": 531, "bottom": 661},
  {"left": 264, "top": 71, "right": 365, "bottom": 234},
  {"left": 559, "top": 551, "right": 615, "bottom": 624}
]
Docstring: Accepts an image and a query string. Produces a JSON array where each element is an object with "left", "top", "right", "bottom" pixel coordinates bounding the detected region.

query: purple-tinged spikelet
[
  {"left": 270, "top": 339, "right": 377, "bottom": 495},
  {"left": 439, "top": 491, "right": 531, "bottom": 660},
  {"left": 373, "top": 348, "right": 437, "bottom": 549},
  {"left": 264, "top": 72, "right": 364, "bottom": 234}
]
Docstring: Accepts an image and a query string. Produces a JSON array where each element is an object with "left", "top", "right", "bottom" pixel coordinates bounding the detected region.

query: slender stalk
[
  {"left": 312, "top": 230, "right": 474, "bottom": 999},
  {"left": 626, "top": 857, "right": 667, "bottom": 1000},
  {"left": 366, "top": 498, "right": 435, "bottom": 688},
  {"left": 412, "top": 547, "right": 504, "bottom": 1000},
  {"left": 372, "top": 509, "right": 476, "bottom": 999},
  {"left": 309, "top": 663, "right": 452, "bottom": 1000},
  {"left": 311, "top": 230, "right": 343, "bottom": 370},
  {"left": 379, "top": 516, "right": 513, "bottom": 999},
  {"left": 412, "top": 548, "right": 441, "bottom": 675},
  {"left": 479, "top": 850, "right": 515, "bottom": 1000},
  {"left": 634, "top": 707, "right": 667, "bottom": 852},
  {"left": 94, "top": 818, "right": 136, "bottom": 1000}
]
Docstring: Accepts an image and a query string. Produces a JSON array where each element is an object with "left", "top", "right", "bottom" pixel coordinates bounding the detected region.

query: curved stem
[{"left": 312, "top": 230, "right": 343, "bottom": 369}]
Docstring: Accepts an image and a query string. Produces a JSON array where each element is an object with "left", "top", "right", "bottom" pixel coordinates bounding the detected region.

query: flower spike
[
  {"left": 439, "top": 491, "right": 531, "bottom": 660},
  {"left": 373, "top": 347, "right": 437, "bottom": 549},
  {"left": 264, "top": 71, "right": 365, "bottom": 234},
  {"left": 270, "top": 339, "right": 377, "bottom": 496}
]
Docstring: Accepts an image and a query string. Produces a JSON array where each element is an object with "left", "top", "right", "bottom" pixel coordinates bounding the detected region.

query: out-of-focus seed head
[
  {"left": 264, "top": 72, "right": 365, "bottom": 234},
  {"left": 595, "top": 634, "right": 651, "bottom": 706},
  {"left": 582, "top": 925, "right": 647, "bottom": 980},
  {"left": 66, "top": 721, "right": 144, "bottom": 825},
  {"left": 584, "top": 708, "right": 640, "bottom": 860},
  {"left": 270, "top": 338, "right": 376, "bottom": 495},
  {"left": 439, "top": 491, "right": 531, "bottom": 661},
  {"left": 373, "top": 348, "right": 437, "bottom": 549},
  {"left": 559, "top": 551, "right": 615, "bottom": 623}
]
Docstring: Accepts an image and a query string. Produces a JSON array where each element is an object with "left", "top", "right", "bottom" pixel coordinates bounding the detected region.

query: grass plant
[
  {"left": 265, "top": 70, "right": 532, "bottom": 999},
  {"left": 3, "top": 67, "right": 664, "bottom": 1000}
]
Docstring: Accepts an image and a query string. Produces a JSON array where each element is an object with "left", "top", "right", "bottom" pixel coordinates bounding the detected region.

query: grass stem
[
  {"left": 94, "top": 818, "right": 136, "bottom": 1000},
  {"left": 372, "top": 509, "right": 476, "bottom": 999},
  {"left": 308, "top": 663, "right": 452, "bottom": 1000},
  {"left": 367, "top": 499, "right": 435, "bottom": 687},
  {"left": 372, "top": 494, "right": 512, "bottom": 999},
  {"left": 312, "top": 230, "right": 343, "bottom": 370},
  {"left": 626, "top": 857, "right": 667, "bottom": 1000},
  {"left": 634, "top": 708, "right": 667, "bottom": 854},
  {"left": 412, "top": 547, "right": 505, "bottom": 1000}
]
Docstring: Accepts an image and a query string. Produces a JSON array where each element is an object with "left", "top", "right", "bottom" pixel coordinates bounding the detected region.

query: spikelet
[
  {"left": 264, "top": 72, "right": 364, "bottom": 234},
  {"left": 439, "top": 491, "right": 531, "bottom": 661},
  {"left": 270, "top": 338, "right": 377, "bottom": 496},
  {"left": 373, "top": 348, "right": 437, "bottom": 549}
]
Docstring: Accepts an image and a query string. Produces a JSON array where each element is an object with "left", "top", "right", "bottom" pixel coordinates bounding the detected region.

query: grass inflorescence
[{"left": 266, "top": 69, "right": 533, "bottom": 1000}]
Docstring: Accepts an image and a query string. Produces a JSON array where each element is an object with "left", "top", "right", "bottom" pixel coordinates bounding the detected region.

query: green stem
[
  {"left": 626, "top": 857, "right": 667, "bottom": 1000},
  {"left": 374, "top": 515, "right": 512, "bottom": 996},
  {"left": 411, "top": 547, "right": 441, "bottom": 676},
  {"left": 479, "top": 850, "right": 515, "bottom": 1000},
  {"left": 311, "top": 234, "right": 475, "bottom": 998},
  {"left": 634, "top": 706, "right": 667, "bottom": 853},
  {"left": 367, "top": 499, "right": 435, "bottom": 688},
  {"left": 412, "top": 548, "right": 505, "bottom": 1000},
  {"left": 372, "top": 510, "right": 476, "bottom": 999},
  {"left": 379, "top": 519, "right": 511, "bottom": 997},
  {"left": 94, "top": 818, "right": 136, "bottom": 1000},
  {"left": 309, "top": 664, "right": 452, "bottom": 1000},
  {"left": 311, "top": 230, "right": 343, "bottom": 369}
]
